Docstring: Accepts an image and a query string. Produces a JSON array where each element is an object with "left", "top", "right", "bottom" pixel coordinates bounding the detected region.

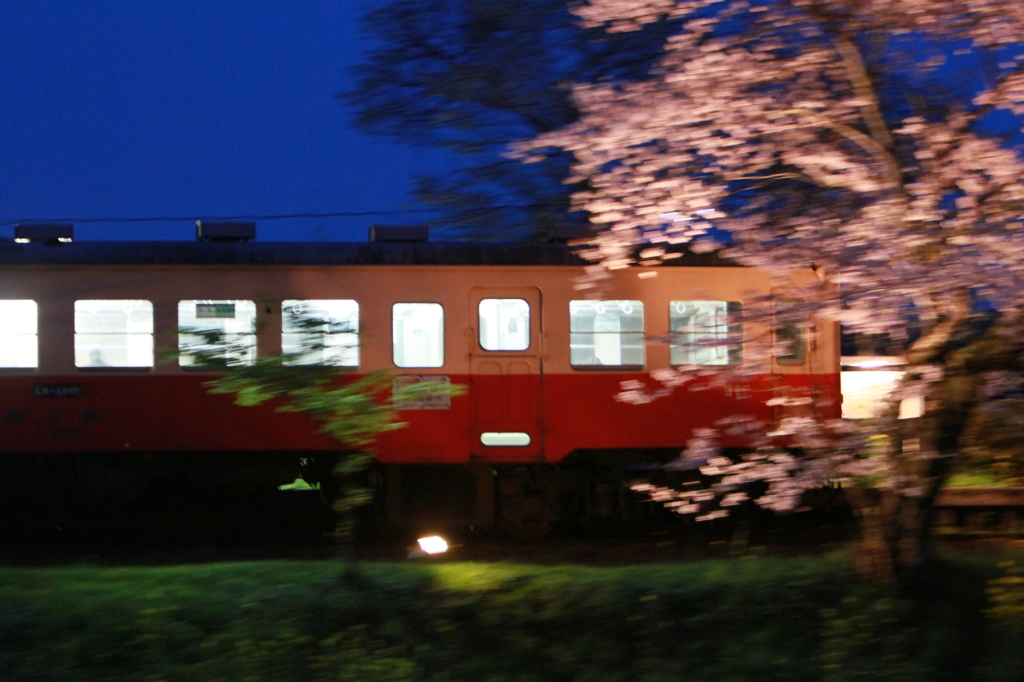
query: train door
[
  {"left": 771, "top": 297, "right": 809, "bottom": 423},
  {"left": 469, "top": 287, "right": 543, "bottom": 460}
]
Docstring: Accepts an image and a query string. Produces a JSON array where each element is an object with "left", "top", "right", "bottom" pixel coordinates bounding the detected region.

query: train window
[
  {"left": 776, "top": 300, "right": 807, "bottom": 365},
  {"left": 282, "top": 300, "right": 359, "bottom": 366},
  {"left": 569, "top": 300, "right": 645, "bottom": 367},
  {"left": 74, "top": 300, "right": 154, "bottom": 368},
  {"left": 393, "top": 303, "right": 444, "bottom": 368},
  {"left": 178, "top": 300, "right": 257, "bottom": 367},
  {"left": 479, "top": 298, "right": 529, "bottom": 351},
  {"left": 0, "top": 300, "right": 38, "bottom": 368},
  {"left": 669, "top": 301, "right": 742, "bottom": 366}
]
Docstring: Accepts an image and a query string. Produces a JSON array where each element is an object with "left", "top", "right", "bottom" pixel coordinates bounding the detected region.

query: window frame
[
  {"left": 74, "top": 299, "right": 155, "bottom": 370},
  {"left": 478, "top": 298, "right": 531, "bottom": 352},
  {"left": 281, "top": 299, "right": 360, "bottom": 368},
  {"left": 669, "top": 300, "right": 743, "bottom": 367},
  {"left": 569, "top": 299, "right": 646, "bottom": 369},
  {"left": 0, "top": 299, "right": 38, "bottom": 370},
  {"left": 177, "top": 299, "right": 258, "bottom": 369},
  {"left": 392, "top": 302, "right": 445, "bottom": 369},
  {"left": 775, "top": 300, "right": 808, "bottom": 366}
]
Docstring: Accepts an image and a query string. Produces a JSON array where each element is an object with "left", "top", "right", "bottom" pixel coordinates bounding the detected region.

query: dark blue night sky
[{"left": 0, "top": 1, "right": 453, "bottom": 242}]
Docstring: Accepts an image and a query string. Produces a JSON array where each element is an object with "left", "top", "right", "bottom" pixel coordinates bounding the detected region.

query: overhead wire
[
  {"left": 0, "top": 208, "right": 441, "bottom": 228},
  {"left": 0, "top": 202, "right": 567, "bottom": 228}
]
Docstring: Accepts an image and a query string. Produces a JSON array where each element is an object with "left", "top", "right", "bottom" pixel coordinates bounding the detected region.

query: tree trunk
[
  {"left": 846, "top": 486, "right": 938, "bottom": 594},
  {"left": 846, "top": 353, "right": 976, "bottom": 594}
]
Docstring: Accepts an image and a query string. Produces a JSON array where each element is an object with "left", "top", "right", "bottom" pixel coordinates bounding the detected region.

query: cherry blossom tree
[{"left": 517, "top": 0, "right": 1024, "bottom": 591}]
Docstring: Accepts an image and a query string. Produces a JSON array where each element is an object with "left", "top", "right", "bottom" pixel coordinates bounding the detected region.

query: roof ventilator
[
  {"left": 196, "top": 221, "right": 256, "bottom": 242},
  {"left": 14, "top": 223, "right": 74, "bottom": 244},
  {"left": 368, "top": 224, "right": 429, "bottom": 243}
]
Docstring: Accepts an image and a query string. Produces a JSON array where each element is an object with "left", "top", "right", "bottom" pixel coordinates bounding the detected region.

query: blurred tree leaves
[
  {"left": 180, "top": 313, "right": 463, "bottom": 545},
  {"left": 343, "top": 0, "right": 677, "bottom": 239}
]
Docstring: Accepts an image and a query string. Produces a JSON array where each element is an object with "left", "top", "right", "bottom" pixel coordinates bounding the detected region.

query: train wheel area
[
  {"left": 0, "top": 451, "right": 335, "bottom": 557},
  {"left": 0, "top": 448, "right": 868, "bottom": 558},
  {"left": 3, "top": 446, "right": 1023, "bottom": 566}
]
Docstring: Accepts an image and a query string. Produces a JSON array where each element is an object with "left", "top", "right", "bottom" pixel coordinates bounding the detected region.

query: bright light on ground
[{"left": 417, "top": 536, "right": 448, "bottom": 554}]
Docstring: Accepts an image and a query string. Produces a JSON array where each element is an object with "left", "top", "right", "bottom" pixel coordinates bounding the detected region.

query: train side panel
[{"left": 0, "top": 262, "right": 840, "bottom": 463}]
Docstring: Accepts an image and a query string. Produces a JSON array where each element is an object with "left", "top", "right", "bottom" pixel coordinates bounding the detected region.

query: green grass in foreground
[
  {"left": 2, "top": 551, "right": 1024, "bottom": 681},
  {"left": 946, "top": 471, "right": 1007, "bottom": 487}
]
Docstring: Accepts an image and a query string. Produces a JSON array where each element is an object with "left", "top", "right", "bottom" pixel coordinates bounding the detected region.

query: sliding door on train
[{"left": 468, "top": 287, "right": 543, "bottom": 461}]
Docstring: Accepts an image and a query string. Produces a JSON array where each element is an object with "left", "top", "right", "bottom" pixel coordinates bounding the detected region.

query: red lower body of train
[
  {"left": 0, "top": 371, "right": 839, "bottom": 535},
  {"left": 0, "top": 240, "right": 840, "bottom": 535}
]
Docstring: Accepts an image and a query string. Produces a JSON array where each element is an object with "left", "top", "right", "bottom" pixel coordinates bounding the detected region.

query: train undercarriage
[{"left": 0, "top": 448, "right": 696, "bottom": 541}]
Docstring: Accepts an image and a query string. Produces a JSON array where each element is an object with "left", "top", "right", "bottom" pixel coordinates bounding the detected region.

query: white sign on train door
[{"left": 468, "top": 287, "right": 544, "bottom": 460}]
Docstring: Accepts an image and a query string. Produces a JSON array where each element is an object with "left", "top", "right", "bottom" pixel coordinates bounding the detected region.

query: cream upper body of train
[{"left": 0, "top": 229, "right": 839, "bottom": 531}]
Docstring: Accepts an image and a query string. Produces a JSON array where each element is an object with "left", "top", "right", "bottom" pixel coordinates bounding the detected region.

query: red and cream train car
[{"left": 0, "top": 236, "right": 840, "bottom": 534}]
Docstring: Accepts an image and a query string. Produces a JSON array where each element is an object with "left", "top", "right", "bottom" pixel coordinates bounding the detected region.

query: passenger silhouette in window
[{"left": 88, "top": 347, "right": 110, "bottom": 367}]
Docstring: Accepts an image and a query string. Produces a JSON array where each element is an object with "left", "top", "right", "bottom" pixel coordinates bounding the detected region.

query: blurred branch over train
[{"left": 179, "top": 315, "right": 463, "bottom": 552}]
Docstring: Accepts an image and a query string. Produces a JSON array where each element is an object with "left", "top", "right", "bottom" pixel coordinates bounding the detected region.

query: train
[{"left": 0, "top": 224, "right": 841, "bottom": 537}]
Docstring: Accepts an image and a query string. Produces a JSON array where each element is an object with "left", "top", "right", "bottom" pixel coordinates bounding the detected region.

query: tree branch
[
  {"left": 831, "top": 32, "right": 895, "bottom": 153},
  {"left": 770, "top": 109, "right": 901, "bottom": 190},
  {"left": 905, "top": 288, "right": 973, "bottom": 365}
]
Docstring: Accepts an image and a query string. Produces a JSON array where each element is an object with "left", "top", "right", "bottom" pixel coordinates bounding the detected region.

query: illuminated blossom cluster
[{"left": 517, "top": 0, "right": 1024, "bottom": 534}]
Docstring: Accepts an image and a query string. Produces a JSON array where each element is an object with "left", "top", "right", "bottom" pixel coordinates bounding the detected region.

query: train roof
[{"left": 0, "top": 241, "right": 738, "bottom": 267}]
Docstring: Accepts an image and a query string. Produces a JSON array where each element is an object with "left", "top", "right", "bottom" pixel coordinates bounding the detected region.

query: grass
[
  {"left": 946, "top": 471, "right": 1007, "bottom": 487},
  {"left": 2, "top": 550, "right": 1024, "bottom": 681}
]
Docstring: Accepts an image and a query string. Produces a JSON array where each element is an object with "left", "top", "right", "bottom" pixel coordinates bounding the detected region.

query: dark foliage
[{"left": 343, "top": 0, "right": 676, "bottom": 239}]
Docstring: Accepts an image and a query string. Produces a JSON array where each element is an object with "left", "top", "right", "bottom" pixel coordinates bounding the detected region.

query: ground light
[
  {"left": 418, "top": 536, "right": 449, "bottom": 554},
  {"left": 408, "top": 535, "right": 449, "bottom": 559}
]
